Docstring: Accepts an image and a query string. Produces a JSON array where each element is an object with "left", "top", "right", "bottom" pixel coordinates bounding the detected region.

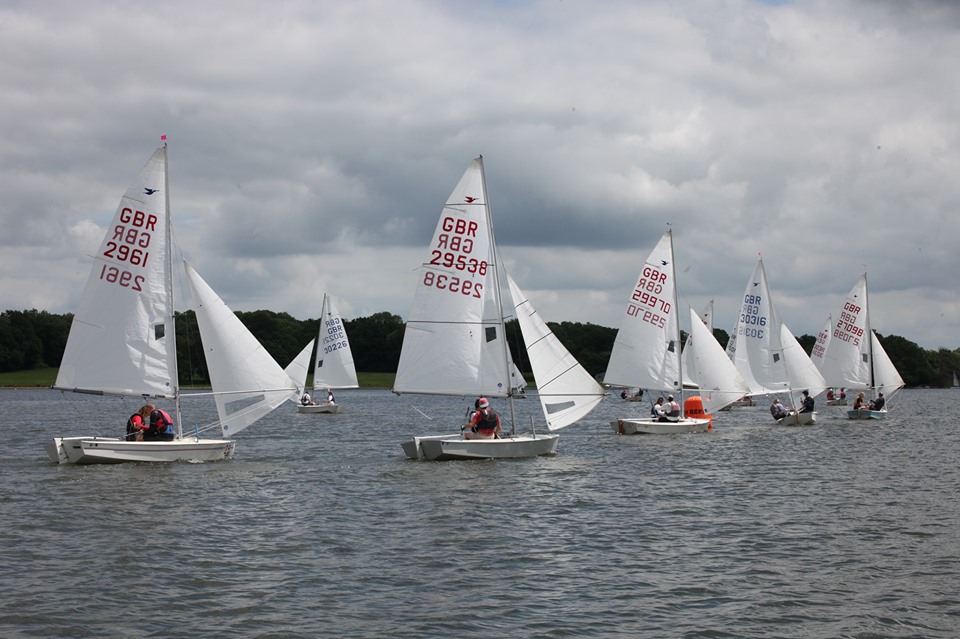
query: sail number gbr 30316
[
  {"left": 423, "top": 216, "right": 488, "bottom": 298},
  {"left": 98, "top": 207, "right": 157, "bottom": 292},
  {"left": 738, "top": 294, "right": 768, "bottom": 339},
  {"left": 628, "top": 265, "right": 671, "bottom": 328}
]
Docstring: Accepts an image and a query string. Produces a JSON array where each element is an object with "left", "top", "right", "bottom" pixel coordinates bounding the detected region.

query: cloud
[{"left": 2, "top": 0, "right": 959, "bottom": 348}]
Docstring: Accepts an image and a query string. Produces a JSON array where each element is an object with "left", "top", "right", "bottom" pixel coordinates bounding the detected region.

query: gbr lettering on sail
[
  {"left": 97, "top": 207, "right": 157, "bottom": 292},
  {"left": 422, "top": 216, "right": 489, "bottom": 298}
]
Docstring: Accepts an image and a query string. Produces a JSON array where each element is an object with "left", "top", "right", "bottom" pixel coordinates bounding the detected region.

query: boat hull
[
  {"left": 777, "top": 411, "right": 816, "bottom": 426},
  {"left": 297, "top": 403, "right": 343, "bottom": 414},
  {"left": 847, "top": 408, "right": 887, "bottom": 420},
  {"left": 47, "top": 436, "right": 236, "bottom": 465},
  {"left": 401, "top": 433, "right": 559, "bottom": 461},
  {"left": 611, "top": 418, "right": 711, "bottom": 435},
  {"left": 827, "top": 399, "right": 848, "bottom": 406}
]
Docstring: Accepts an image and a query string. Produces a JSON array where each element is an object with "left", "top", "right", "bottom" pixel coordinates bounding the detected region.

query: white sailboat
[
  {"left": 292, "top": 293, "right": 358, "bottom": 414},
  {"left": 395, "top": 156, "right": 604, "bottom": 460},
  {"left": 731, "top": 257, "right": 827, "bottom": 426},
  {"left": 684, "top": 306, "right": 752, "bottom": 416},
  {"left": 48, "top": 143, "right": 297, "bottom": 464},
  {"left": 605, "top": 229, "right": 714, "bottom": 435},
  {"left": 811, "top": 314, "right": 848, "bottom": 406},
  {"left": 817, "top": 274, "right": 904, "bottom": 420}
]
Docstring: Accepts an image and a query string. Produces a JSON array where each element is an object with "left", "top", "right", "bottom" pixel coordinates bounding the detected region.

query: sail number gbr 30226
[
  {"left": 423, "top": 216, "right": 487, "bottom": 298},
  {"left": 98, "top": 207, "right": 157, "bottom": 292}
]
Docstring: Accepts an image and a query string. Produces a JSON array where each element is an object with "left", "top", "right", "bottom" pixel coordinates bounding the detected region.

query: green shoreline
[{"left": 0, "top": 369, "right": 396, "bottom": 390}]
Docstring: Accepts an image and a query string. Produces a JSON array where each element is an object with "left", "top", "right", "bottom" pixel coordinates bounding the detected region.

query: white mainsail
[
  {"left": 507, "top": 275, "right": 605, "bottom": 430},
  {"left": 393, "top": 158, "right": 509, "bottom": 398},
  {"left": 184, "top": 262, "right": 298, "bottom": 435},
  {"left": 605, "top": 231, "right": 680, "bottom": 393},
  {"left": 313, "top": 293, "right": 359, "bottom": 390},
  {"left": 810, "top": 314, "right": 832, "bottom": 373},
  {"left": 732, "top": 258, "right": 825, "bottom": 399},
  {"left": 55, "top": 147, "right": 176, "bottom": 398},
  {"left": 685, "top": 306, "right": 750, "bottom": 413}
]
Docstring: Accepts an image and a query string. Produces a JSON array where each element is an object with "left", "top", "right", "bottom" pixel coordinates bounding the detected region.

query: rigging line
[{"left": 537, "top": 363, "right": 591, "bottom": 392}]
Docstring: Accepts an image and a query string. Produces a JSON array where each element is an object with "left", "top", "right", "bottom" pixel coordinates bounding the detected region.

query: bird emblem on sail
[
  {"left": 144, "top": 188, "right": 159, "bottom": 195},
  {"left": 661, "top": 260, "right": 669, "bottom": 266},
  {"left": 464, "top": 196, "right": 478, "bottom": 203}
]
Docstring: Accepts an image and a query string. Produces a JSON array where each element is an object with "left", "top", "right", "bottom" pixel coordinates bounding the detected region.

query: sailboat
[
  {"left": 816, "top": 274, "right": 904, "bottom": 420},
  {"left": 290, "top": 293, "right": 358, "bottom": 414},
  {"left": 605, "top": 229, "right": 716, "bottom": 435},
  {"left": 811, "top": 314, "right": 848, "bottom": 406},
  {"left": 395, "top": 156, "right": 604, "bottom": 460},
  {"left": 47, "top": 143, "right": 297, "bottom": 464},
  {"left": 730, "top": 257, "right": 827, "bottom": 426}
]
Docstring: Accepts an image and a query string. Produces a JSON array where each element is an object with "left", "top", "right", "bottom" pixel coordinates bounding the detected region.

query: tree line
[{"left": 2, "top": 308, "right": 959, "bottom": 388}]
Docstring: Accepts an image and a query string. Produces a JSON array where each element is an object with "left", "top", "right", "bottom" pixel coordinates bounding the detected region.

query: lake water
[{"left": 1, "top": 388, "right": 958, "bottom": 638}]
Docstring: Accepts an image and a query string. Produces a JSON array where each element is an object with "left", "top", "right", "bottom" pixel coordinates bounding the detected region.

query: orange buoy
[{"left": 684, "top": 395, "right": 713, "bottom": 430}]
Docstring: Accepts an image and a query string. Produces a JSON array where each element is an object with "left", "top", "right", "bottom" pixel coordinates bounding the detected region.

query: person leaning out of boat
[
  {"left": 142, "top": 405, "right": 175, "bottom": 442},
  {"left": 463, "top": 397, "right": 501, "bottom": 439},
  {"left": 125, "top": 404, "right": 153, "bottom": 441},
  {"left": 798, "top": 390, "right": 814, "bottom": 413},
  {"left": 853, "top": 391, "right": 867, "bottom": 411},
  {"left": 770, "top": 398, "right": 788, "bottom": 421},
  {"left": 869, "top": 392, "right": 885, "bottom": 411}
]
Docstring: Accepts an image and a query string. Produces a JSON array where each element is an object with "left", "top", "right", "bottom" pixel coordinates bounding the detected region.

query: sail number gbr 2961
[
  {"left": 97, "top": 207, "right": 158, "bottom": 292},
  {"left": 423, "top": 216, "right": 487, "bottom": 298}
]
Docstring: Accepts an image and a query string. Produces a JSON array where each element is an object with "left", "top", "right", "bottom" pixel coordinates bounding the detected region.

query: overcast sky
[{"left": 2, "top": 0, "right": 958, "bottom": 349}]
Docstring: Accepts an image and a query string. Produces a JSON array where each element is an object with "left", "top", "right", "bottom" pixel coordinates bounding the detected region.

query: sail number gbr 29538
[{"left": 423, "top": 216, "right": 487, "bottom": 298}]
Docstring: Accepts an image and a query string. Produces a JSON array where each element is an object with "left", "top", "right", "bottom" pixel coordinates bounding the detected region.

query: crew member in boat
[
  {"left": 869, "top": 392, "right": 885, "bottom": 411},
  {"left": 826, "top": 388, "right": 835, "bottom": 401},
  {"left": 143, "top": 405, "right": 175, "bottom": 441},
  {"left": 798, "top": 390, "right": 814, "bottom": 413},
  {"left": 463, "top": 397, "right": 501, "bottom": 439},
  {"left": 840, "top": 388, "right": 846, "bottom": 400},
  {"left": 301, "top": 392, "right": 316, "bottom": 406},
  {"left": 770, "top": 398, "right": 788, "bottom": 421},
  {"left": 325, "top": 388, "right": 336, "bottom": 405},
  {"left": 125, "top": 404, "right": 152, "bottom": 441},
  {"left": 651, "top": 397, "right": 667, "bottom": 419},
  {"left": 853, "top": 392, "right": 867, "bottom": 411},
  {"left": 665, "top": 395, "right": 681, "bottom": 420}
]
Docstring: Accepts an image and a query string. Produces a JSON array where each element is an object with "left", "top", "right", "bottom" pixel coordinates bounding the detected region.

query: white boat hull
[
  {"left": 47, "top": 436, "right": 236, "bottom": 465},
  {"left": 827, "top": 399, "right": 848, "bottom": 406},
  {"left": 297, "top": 403, "right": 343, "bottom": 414},
  {"left": 777, "top": 411, "right": 816, "bottom": 426},
  {"left": 847, "top": 408, "right": 887, "bottom": 420},
  {"left": 611, "top": 418, "right": 712, "bottom": 435},
  {"left": 401, "top": 433, "right": 559, "bottom": 461}
]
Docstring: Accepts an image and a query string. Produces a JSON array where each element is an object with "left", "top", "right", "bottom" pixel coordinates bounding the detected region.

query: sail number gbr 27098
[
  {"left": 97, "top": 207, "right": 157, "bottom": 292},
  {"left": 424, "top": 216, "right": 488, "bottom": 298}
]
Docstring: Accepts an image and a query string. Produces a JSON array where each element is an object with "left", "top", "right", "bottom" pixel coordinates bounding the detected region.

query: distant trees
[{"left": 2, "top": 307, "right": 959, "bottom": 389}]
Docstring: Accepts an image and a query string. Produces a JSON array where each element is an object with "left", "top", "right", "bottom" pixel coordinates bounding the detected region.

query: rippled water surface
[{"left": 2, "top": 388, "right": 958, "bottom": 638}]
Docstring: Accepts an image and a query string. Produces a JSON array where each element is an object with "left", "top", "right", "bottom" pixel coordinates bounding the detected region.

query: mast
[
  {"left": 477, "top": 156, "right": 518, "bottom": 434},
  {"left": 666, "top": 228, "right": 685, "bottom": 417},
  {"left": 863, "top": 271, "right": 875, "bottom": 395},
  {"left": 163, "top": 140, "right": 183, "bottom": 439}
]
